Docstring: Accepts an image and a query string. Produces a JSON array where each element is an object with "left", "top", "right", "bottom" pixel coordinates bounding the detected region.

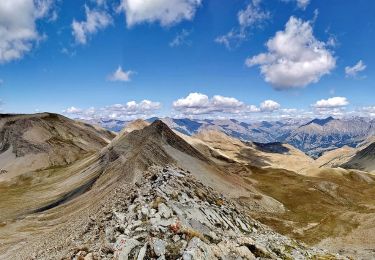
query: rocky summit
[{"left": 63, "top": 166, "right": 337, "bottom": 260}]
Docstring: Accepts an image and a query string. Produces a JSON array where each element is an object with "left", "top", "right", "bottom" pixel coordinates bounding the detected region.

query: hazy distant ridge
[{"left": 87, "top": 116, "right": 375, "bottom": 158}]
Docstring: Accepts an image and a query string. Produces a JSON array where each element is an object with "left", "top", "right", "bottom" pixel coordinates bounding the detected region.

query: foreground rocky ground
[{"left": 48, "top": 166, "right": 342, "bottom": 260}]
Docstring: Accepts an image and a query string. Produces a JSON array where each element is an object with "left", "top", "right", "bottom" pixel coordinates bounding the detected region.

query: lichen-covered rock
[
  {"left": 151, "top": 238, "right": 167, "bottom": 257},
  {"left": 114, "top": 237, "right": 140, "bottom": 260},
  {"left": 158, "top": 203, "right": 173, "bottom": 219},
  {"left": 183, "top": 237, "right": 215, "bottom": 260}
]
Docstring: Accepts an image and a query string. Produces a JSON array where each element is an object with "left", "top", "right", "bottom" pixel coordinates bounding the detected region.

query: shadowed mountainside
[{"left": 341, "top": 142, "right": 375, "bottom": 172}]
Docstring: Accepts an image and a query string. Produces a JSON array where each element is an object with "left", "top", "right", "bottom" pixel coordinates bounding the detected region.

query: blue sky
[{"left": 0, "top": 0, "right": 374, "bottom": 121}]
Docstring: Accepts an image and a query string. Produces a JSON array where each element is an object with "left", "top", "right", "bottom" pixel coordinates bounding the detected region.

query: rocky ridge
[{"left": 62, "top": 166, "right": 340, "bottom": 260}]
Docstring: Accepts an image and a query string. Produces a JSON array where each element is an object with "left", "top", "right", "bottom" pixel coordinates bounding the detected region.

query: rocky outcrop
[{"left": 63, "top": 166, "right": 341, "bottom": 260}]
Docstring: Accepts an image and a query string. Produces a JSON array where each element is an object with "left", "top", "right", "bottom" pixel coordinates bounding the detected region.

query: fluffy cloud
[
  {"left": 360, "top": 106, "right": 375, "bottom": 117},
  {"left": 118, "top": 0, "right": 201, "bottom": 27},
  {"left": 361, "top": 106, "right": 375, "bottom": 113},
  {"left": 260, "top": 100, "right": 281, "bottom": 112},
  {"left": 173, "top": 93, "right": 247, "bottom": 115},
  {"left": 0, "top": 0, "right": 55, "bottom": 63},
  {"left": 246, "top": 16, "right": 336, "bottom": 89},
  {"left": 72, "top": 5, "right": 112, "bottom": 45},
  {"left": 65, "top": 106, "right": 82, "bottom": 113},
  {"left": 94, "top": 0, "right": 107, "bottom": 6},
  {"left": 282, "top": 0, "right": 310, "bottom": 10},
  {"left": 64, "top": 100, "right": 161, "bottom": 120},
  {"left": 345, "top": 60, "right": 366, "bottom": 78},
  {"left": 34, "top": 0, "right": 55, "bottom": 18},
  {"left": 173, "top": 93, "right": 209, "bottom": 108},
  {"left": 169, "top": 29, "right": 191, "bottom": 47},
  {"left": 313, "top": 108, "right": 346, "bottom": 117},
  {"left": 311, "top": 97, "right": 349, "bottom": 118},
  {"left": 296, "top": 0, "right": 310, "bottom": 9},
  {"left": 237, "top": 0, "right": 270, "bottom": 28},
  {"left": 172, "top": 93, "right": 285, "bottom": 117},
  {"left": 108, "top": 66, "right": 135, "bottom": 82},
  {"left": 215, "top": 0, "right": 270, "bottom": 49},
  {"left": 313, "top": 97, "right": 349, "bottom": 108}
]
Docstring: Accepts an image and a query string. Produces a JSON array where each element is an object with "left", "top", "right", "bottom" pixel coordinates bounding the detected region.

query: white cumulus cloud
[
  {"left": 0, "top": 0, "right": 55, "bottom": 63},
  {"left": 345, "top": 60, "right": 366, "bottom": 78},
  {"left": 313, "top": 97, "right": 349, "bottom": 108},
  {"left": 296, "top": 0, "right": 310, "bottom": 9},
  {"left": 118, "top": 0, "right": 201, "bottom": 27},
  {"left": 237, "top": 0, "right": 270, "bottom": 29},
  {"left": 361, "top": 106, "right": 375, "bottom": 113},
  {"left": 172, "top": 93, "right": 285, "bottom": 117},
  {"left": 173, "top": 93, "right": 249, "bottom": 115},
  {"left": 360, "top": 106, "right": 375, "bottom": 117},
  {"left": 72, "top": 5, "right": 112, "bottom": 45},
  {"left": 260, "top": 100, "right": 281, "bottom": 112},
  {"left": 64, "top": 106, "right": 83, "bottom": 113},
  {"left": 64, "top": 100, "right": 161, "bottom": 120},
  {"left": 108, "top": 66, "right": 135, "bottom": 82},
  {"left": 94, "top": 0, "right": 107, "bottom": 6},
  {"left": 246, "top": 16, "right": 336, "bottom": 89},
  {"left": 173, "top": 92, "right": 209, "bottom": 109},
  {"left": 282, "top": 0, "right": 310, "bottom": 10}
]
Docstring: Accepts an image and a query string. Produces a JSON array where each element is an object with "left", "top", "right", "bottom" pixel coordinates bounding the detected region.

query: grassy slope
[
  {"left": 0, "top": 154, "right": 101, "bottom": 222},
  {"left": 234, "top": 164, "right": 375, "bottom": 245}
]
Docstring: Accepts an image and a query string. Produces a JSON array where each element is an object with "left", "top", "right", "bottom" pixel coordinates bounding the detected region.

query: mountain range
[
  {"left": 85, "top": 116, "right": 375, "bottom": 158},
  {"left": 2, "top": 113, "right": 375, "bottom": 259}
]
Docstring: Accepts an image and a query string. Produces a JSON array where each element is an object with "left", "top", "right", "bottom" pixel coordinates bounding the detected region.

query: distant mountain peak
[
  {"left": 305, "top": 116, "right": 335, "bottom": 126},
  {"left": 149, "top": 119, "right": 173, "bottom": 133},
  {"left": 120, "top": 119, "right": 150, "bottom": 135},
  {"left": 112, "top": 119, "right": 209, "bottom": 164}
]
